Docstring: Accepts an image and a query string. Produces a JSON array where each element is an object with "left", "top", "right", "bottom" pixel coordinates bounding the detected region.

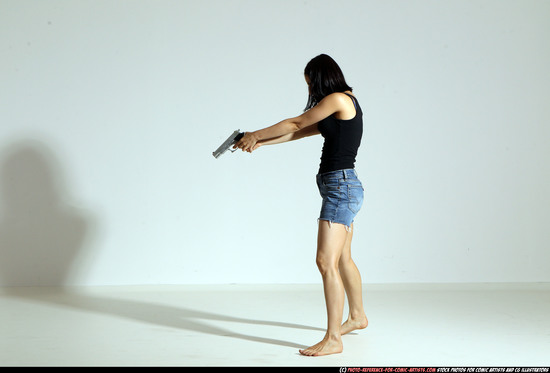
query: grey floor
[{"left": 1, "top": 283, "right": 549, "bottom": 367}]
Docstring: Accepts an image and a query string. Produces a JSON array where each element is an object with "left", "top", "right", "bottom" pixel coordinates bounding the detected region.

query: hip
[{"left": 316, "top": 168, "right": 362, "bottom": 189}]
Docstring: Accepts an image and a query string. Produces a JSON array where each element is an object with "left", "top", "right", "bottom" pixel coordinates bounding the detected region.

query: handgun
[{"left": 212, "top": 130, "right": 245, "bottom": 158}]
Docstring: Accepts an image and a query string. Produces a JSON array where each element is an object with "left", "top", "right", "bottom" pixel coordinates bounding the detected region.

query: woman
[{"left": 235, "top": 54, "right": 368, "bottom": 356}]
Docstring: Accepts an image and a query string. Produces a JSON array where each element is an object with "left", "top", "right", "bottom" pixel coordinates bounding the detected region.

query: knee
[
  {"left": 316, "top": 255, "right": 339, "bottom": 276},
  {"left": 338, "top": 255, "right": 354, "bottom": 270}
]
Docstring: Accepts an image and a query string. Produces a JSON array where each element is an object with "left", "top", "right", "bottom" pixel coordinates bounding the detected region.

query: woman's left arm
[{"left": 235, "top": 93, "right": 343, "bottom": 152}]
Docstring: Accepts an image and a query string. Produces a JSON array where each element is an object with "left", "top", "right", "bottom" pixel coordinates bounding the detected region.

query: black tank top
[{"left": 317, "top": 93, "right": 363, "bottom": 174}]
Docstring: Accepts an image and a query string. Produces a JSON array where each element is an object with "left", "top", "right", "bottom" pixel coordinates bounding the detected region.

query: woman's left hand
[{"left": 234, "top": 132, "right": 259, "bottom": 153}]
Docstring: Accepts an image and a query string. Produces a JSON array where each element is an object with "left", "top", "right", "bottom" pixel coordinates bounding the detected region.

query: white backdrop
[{"left": 1, "top": 0, "right": 549, "bottom": 286}]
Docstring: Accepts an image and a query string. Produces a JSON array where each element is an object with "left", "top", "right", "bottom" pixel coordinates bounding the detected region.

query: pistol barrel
[{"left": 212, "top": 130, "right": 244, "bottom": 158}]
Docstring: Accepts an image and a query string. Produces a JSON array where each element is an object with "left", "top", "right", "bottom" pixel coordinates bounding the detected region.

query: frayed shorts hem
[{"left": 317, "top": 218, "right": 353, "bottom": 232}]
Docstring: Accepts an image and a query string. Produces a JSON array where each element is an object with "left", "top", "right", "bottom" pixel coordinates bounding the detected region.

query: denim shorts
[{"left": 316, "top": 169, "right": 364, "bottom": 229}]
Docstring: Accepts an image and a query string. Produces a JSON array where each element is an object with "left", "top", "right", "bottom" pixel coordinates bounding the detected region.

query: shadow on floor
[{"left": 5, "top": 288, "right": 318, "bottom": 349}]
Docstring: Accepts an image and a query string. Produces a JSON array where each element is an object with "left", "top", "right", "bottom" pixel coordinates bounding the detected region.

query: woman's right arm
[{"left": 254, "top": 123, "right": 320, "bottom": 149}]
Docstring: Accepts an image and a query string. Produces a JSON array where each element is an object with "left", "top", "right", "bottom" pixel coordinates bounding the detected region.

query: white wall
[{"left": 1, "top": 0, "right": 549, "bottom": 286}]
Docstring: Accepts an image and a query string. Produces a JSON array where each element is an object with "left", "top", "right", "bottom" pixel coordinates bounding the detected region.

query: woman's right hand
[{"left": 234, "top": 132, "right": 260, "bottom": 153}]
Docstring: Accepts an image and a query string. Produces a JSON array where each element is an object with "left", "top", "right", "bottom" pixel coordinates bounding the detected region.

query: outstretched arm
[
  {"left": 255, "top": 124, "right": 320, "bottom": 149},
  {"left": 234, "top": 92, "right": 347, "bottom": 152}
]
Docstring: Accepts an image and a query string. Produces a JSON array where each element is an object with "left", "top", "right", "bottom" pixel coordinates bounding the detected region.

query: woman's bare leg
[
  {"left": 339, "top": 224, "right": 368, "bottom": 335},
  {"left": 299, "top": 220, "right": 347, "bottom": 357}
]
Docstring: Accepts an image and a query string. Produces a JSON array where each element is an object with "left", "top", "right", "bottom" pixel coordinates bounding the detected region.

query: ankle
[
  {"left": 349, "top": 310, "right": 366, "bottom": 320},
  {"left": 326, "top": 331, "right": 342, "bottom": 342}
]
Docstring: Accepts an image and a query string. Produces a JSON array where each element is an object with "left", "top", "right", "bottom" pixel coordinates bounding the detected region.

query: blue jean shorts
[{"left": 316, "top": 169, "right": 364, "bottom": 229}]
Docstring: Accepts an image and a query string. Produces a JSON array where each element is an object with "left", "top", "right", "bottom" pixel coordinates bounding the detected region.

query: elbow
[{"left": 287, "top": 119, "right": 302, "bottom": 133}]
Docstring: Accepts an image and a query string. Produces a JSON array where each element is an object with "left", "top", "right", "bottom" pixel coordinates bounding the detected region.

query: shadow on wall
[{"left": 0, "top": 139, "right": 96, "bottom": 286}]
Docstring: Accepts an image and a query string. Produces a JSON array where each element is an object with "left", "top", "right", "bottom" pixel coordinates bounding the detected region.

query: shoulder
[
  {"left": 321, "top": 92, "right": 355, "bottom": 105},
  {"left": 323, "top": 91, "right": 351, "bottom": 100}
]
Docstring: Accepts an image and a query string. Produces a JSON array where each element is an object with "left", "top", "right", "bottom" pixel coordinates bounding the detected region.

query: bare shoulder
[
  {"left": 323, "top": 91, "right": 355, "bottom": 105},
  {"left": 322, "top": 92, "right": 356, "bottom": 120}
]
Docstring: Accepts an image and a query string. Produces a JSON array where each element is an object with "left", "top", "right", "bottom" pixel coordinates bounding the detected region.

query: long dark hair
[{"left": 304, "top": 54, "right": 353, "bottom": 111}]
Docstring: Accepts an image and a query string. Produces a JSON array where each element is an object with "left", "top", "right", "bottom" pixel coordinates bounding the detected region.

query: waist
[{"left": 316, "top": 168, "right": 358, "bottom": 182}]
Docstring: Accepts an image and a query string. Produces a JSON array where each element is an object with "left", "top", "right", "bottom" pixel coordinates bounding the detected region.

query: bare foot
[
  {"left": 299, "top": 334, "right": 343, "bottom": 357},
  {"left": 341, "top": 315, "right": 368, "bottom": 335}
]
